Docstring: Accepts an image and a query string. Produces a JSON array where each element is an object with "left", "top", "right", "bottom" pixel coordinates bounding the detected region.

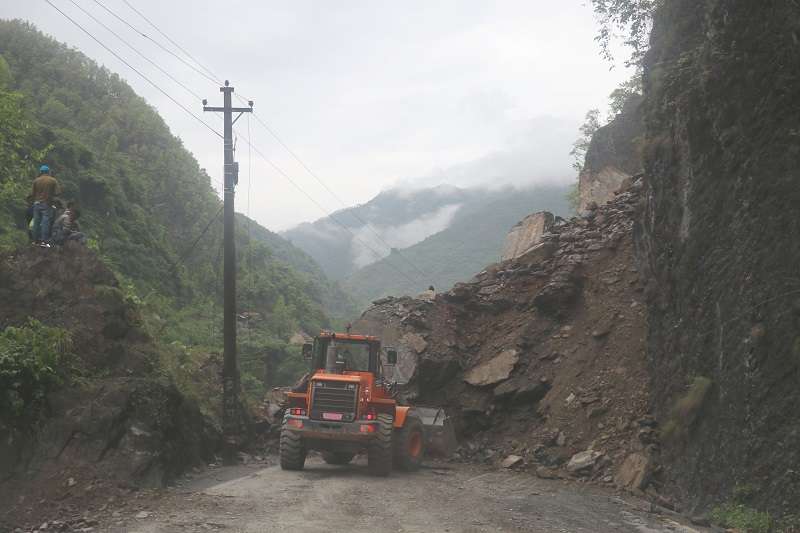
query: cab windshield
[{"left": 328, "top": 340, "right": 371, "bottom": 372}]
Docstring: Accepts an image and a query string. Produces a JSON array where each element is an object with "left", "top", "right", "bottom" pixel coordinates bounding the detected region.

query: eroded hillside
[
  {"left": 355, "top": 180, "right": 656, "bottom": 491},
  {"left": 0, "top": 245, "right": 218, "bottom": 529}
]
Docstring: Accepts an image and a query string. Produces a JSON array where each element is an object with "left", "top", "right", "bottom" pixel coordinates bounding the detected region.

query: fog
[{"left": 4, "top": 0, "right": 632, "bottom": 230}]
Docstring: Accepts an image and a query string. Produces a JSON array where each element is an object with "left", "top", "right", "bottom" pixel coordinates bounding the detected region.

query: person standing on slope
[{"left": 30, "top": 164, "right": 61, "bottom": 246}]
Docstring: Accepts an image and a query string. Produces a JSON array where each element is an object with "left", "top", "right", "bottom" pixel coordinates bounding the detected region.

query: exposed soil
[
  {"left": 0, "top": 245, "right": 218, "bottom": 531},
  {"left": 355, "top": 181, "right": 659, "bottom": 495}
]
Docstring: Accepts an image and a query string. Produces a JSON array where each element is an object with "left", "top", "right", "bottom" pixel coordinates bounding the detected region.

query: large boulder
[
  {"left": 464, "top": 349, "right": 519, "bottom": 387},
  {"left": 502, "top": 212, "right": 555, "bottom": 261}
]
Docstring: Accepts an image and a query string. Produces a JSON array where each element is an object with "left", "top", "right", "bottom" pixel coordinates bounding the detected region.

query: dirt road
[{"left": 120, "top": 457, "right": 707, "bottom": 533}]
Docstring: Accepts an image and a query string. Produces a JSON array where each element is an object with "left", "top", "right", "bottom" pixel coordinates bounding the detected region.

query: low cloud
[{"left": 351, "top": 203, "right": 462, "bottom": 269}]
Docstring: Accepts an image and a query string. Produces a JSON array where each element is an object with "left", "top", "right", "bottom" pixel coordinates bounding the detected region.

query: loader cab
[{"left": 304, "top": 332, "right": 386, "bottom": 376}]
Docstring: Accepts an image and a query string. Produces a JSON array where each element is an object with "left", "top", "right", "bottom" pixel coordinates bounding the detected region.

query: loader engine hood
[{"left": 309, "top": 375, "right": 363, "bottom": 423}]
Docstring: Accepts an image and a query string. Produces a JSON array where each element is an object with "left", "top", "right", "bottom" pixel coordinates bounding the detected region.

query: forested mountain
[
  {"left": 0, "top": 20, "right": 351, "bottom": 385},
  {"left": 282, "top": 184, "right": 471, "bottom": 281},
  {"left": 283, "top": 183, "right": 569, "bottom": 307},
  {"left": 341, "top": 185, "right": 571, "bottom": 306}
]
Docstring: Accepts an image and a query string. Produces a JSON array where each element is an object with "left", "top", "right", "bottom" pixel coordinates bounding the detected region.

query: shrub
[
  {"left": 0, "top": 319, "right": 72, "bottom": 426},
  {"left": 661, "top": 376, "right": 712, "bottom": 441},
  {"left": 710, "top": 503, "right": 773, "bottom": 533}
]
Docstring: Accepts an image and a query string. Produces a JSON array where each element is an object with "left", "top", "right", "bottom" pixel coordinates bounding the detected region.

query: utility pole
[{"left": 203, "top": 81, "right": 252, "bottom": 464}]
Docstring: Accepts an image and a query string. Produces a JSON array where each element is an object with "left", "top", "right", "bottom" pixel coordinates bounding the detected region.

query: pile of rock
[{"left": 356, "top": 176, "right": 655, "bottom": 494}]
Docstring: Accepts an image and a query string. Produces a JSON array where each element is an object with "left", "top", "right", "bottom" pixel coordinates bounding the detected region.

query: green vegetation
[
  {"left": 0, "top": 21, "right": 345, "bottom": 396},
  {"left": 708, "top": 485, "right": 800, "bottom": 533},
  {"left": 711, "top": 504, "right": 773, "bottom": 533},
  {"left": 0, "top": 319, "right": 72, "bottom": 427},
  {"left": 661, "top": 376, "right": 712, "bottom": 442},
  {"left": 590, "top": 0, "right": 661, "bottom": 67},
  {"left": 342, "top": 185, "right": 570, "bottom": 307},
  {"left": 570, "top": 109, "right": 601, "bottom": 173}
]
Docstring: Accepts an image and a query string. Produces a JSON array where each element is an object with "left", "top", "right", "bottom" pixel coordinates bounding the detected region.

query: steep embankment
[
  {"left": 639, "top": 0, "right": 800, "bottom": 514},
  {"left": 0, "top": 245, "right": 217, "bottom": 528},
  {"left": 356, "top": 182, "right": 655, "bottom": 488}
]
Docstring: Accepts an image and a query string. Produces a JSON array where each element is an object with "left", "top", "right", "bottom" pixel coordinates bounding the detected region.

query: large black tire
[
  {"left": 367, "top": 414, "right": 393, "bottom": 476},
  {"left": 321, "top": 452, "right": 355, "bottom": 465},
  {"left": 279, "top": 417, "right": 307, "bottom": 471},
  {"left": 393, "top": 415, "right": 425, "bottom": 471}
]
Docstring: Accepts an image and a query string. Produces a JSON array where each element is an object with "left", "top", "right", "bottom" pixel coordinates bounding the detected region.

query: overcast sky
[{"left": 3, "top": 1, "right": 631, "bottom": 230}]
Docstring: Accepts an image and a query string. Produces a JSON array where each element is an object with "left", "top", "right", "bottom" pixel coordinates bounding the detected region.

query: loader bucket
[{"left": 413, "top": 406, "right": 457, "bottom": 457}]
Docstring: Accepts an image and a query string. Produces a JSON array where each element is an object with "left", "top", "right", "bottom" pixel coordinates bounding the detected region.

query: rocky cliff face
[
  {"left": 639, "top": 0, "right": 800, "bottom": 514},
  {"left": 579, "top": 96, "right": 644, "bottom": 211},
  {"left": 355, "top": 183, "right": 655, "bottom": 487}
]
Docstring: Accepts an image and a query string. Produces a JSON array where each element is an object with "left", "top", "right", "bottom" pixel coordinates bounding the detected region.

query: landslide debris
[
  {"left": 0, "top": 245, "right": 219, "bottom": 530},
  {"left": 356, "top": 178, "right": 655, "bottom": 491}
]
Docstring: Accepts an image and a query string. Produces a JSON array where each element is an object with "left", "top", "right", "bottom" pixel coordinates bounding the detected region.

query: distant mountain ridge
[
  {"left": 282, "top": 184, "right": 472, "bottom": 280},
  {"left": 283, "top": 183, "right": 571, "bottom": 308},
  {"left": 342, "top": 184, "right": 571, "bottom": 306}
]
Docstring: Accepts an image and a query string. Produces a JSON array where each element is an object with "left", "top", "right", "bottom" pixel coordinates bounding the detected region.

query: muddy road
[{"left": 121, "top": 457, "right": 706, "bottom": 533}]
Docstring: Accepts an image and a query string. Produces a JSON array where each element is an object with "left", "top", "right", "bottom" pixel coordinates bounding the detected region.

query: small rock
[
  {"left": 567, "top": 450, "right": 602, "bottom": 474},
  {"left": 67, "top": 477, "right": 77, "bottom": 487},
  {"left": 501, "top": 455, "right": 523, "bottom": 468},
  {"left": 565, "top": 393, "right": 576, "bottom": 406},
  {"left": 556, "top": 432, "right": 567, "bottom": 447},
  {"left": 615, "top": 453, "right": 651, "bottom": 490},
  {"left": 535, "top": 466, "right": 560, "bottom": 480},
  {"left": 689, "top": 515, "right": 711, "bottom": 527},
  {"left": 135, "top": 511, "right": 150, "bottom": 519}
]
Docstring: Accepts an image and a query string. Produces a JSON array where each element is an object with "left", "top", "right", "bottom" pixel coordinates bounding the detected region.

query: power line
[
  {"left": 120, "top": 0, "right": 221, "bottom": 86},
  {"left": 237, "top": 133, "right": 422, "bottom": 286},
  {"left": 97, "top": 1, "right": 428, "bottom": 282},
  {"left": 249, "top": 112, "right": 430, "bottom": 279},
  {"left": 45, "top": 0, "right": 223, "bottom": 139},
  {"left": 173, "top": 205, "right": 224, "bottom": 269},
  {"left": 90, "top": 0, "right": 221, "bottom": 88},
  {"left": 65, "top": 0, "right": 204, "bottom": 101}
]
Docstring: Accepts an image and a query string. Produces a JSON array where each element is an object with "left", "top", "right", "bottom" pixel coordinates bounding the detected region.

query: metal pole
[{"left": 203, "top": 81, "right": 252, "bottom": 465}]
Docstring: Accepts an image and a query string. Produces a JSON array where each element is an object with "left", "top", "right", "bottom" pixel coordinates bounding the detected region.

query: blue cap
[{"left": 39, "top": 164, "right": 50, "bottom": 173}]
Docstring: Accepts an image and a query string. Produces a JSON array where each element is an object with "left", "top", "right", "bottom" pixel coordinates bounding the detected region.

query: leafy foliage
[
  {"left": 0, "top": 21, "right": 341, "bottom": 389},
  {"left": 590, "top": 0, "right": 661, "bottom": 67},
  {"left": 0, "top": 319, "right": 72, "bottom": 426},
  {"left": 570, "top": 109, "right": 601, "bottom": 173},
  {"left": 710, "top": 504, "right": 773, "bottom": 533}
]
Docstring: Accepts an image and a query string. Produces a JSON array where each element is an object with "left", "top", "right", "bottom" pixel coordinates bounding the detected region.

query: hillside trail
[{"left": 119, "top": 457, "right": 707, "bottom": 533}]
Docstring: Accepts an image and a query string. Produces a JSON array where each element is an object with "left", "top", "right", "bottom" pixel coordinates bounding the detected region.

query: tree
[
  {"left": 608, "top": 70, "right": 643, "bottom": 117},
  {"left": 590, "top": 0, "right": 660, "bottom": 67},
  {"left": 569, "top": 109, "right": 601, "bottom": 173}
]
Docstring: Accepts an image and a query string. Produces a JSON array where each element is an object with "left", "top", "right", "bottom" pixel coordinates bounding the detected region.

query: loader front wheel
[
  {"left": 367, "top": 414, "right": 393, "bottom": 476},
  {"left": 280, "top": 418, "right": 306, "bottom": 471},
  {"left": 394, "top": 415, "right": 424, "bottom": 471},
  {"left": 322, "top": 452, "right": 355, "bottom": 465}
]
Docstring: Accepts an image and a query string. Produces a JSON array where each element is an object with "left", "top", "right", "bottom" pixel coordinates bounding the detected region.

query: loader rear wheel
[
  {"left": 394, "top": 415, "right": 424, "bottom": 471},
  {"left": 279, "top": 418, "right": 306, "bottom": 471},
  {"left": 367, "top": 414, "right": 393, "bottom": 476},
  {"left": 322, "top": 452, "right": 355, "bottom": 465}
]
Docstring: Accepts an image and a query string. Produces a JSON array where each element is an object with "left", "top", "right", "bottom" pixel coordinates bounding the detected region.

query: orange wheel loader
[{"left": 280, "top": 330, "right": 454, "bottom": 476}]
